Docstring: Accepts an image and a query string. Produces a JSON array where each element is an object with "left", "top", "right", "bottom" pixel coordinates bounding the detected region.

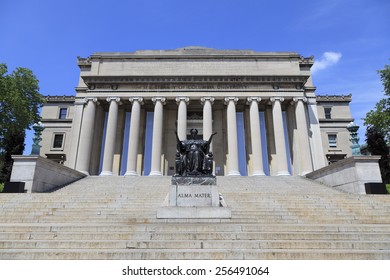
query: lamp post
[
  {"left": 347, "top": 121, "right": 361, "bottom": 156},
  {"left": 30, "top": 122, "right": 45, "bottom": 155}
]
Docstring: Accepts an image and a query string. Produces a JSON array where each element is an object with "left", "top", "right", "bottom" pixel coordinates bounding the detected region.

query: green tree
[
  {"left": 0, "top": 63, "right": 44, "bottom": 182},
  {"left": 364, "top": 62, "right": 390, "bottom": 144},
  {"left": 0, "top": 131, "right": 25, "bottom": 182},
  {"left": 379, "top": 64, "right": 390, "bottom": 96},
  {"left": 366, "top": 127, "right": 390, "bottom": 184}
]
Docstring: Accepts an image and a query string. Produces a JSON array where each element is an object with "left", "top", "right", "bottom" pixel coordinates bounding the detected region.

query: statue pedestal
[{"left": 157, "top": 176, "right": 231, "bottom": 219}]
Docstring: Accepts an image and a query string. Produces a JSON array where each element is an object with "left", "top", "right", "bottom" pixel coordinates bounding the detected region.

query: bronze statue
[{"left": 175, "top": 129, "right": 217, "bottom": 176}]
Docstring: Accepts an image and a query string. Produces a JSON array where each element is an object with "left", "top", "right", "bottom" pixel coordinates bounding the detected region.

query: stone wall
[
  {"left": 306, "top": 156, "right": 382, "bottom": 194},
  {"left": 10, "top": 155, "right": 86, "bottom": 193}
]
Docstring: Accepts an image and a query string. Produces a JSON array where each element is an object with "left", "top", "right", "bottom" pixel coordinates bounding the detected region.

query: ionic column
[
  {"left": 247, "top": 97, "right": 265, "bottom": 176},
  {"left": 307, "top": 97, "right": 326, "bottom": 169},
  {"left": 124, "top": 97, "right": 143, "bottom": 176},
  {"left": 224, "top": 97, "right": 240, "bottom": 176},
  {"left": 176, "top": 97, "right": 189, "bottom": 140},
  {"left": 149, "top": 97, "right": 166, "bottom": 176},
  {"left": 201, "top": 97, "right": 214, "bottom": 151},
  {"left": 293, "top": 97, "right": 313, "bottom": 175},
  {"left": 75, "top": 97, "right": 98, "bottom": 175},
  {"left": 68, "top": 98, "right": 87, "bottom": 169},
  {"left": 100, "top": 97, "right": 120, "bottom": 176},
  {"left": 270, "top": 97, "right": 289, "bottom": 176}
]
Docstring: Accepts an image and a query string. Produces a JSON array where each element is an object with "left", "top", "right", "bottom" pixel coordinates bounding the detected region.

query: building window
[
  {"left": 324, "top": 107, "right": 332, "bottom": 119},
  {"left": 328, "top": 134, "right": 337, "bottom": 148},
  {"left": 59, "top": 108, "right": 68, "bottom": 119},
  {"left": 52, "top": 133, "right": 65, "bottom": 150}
]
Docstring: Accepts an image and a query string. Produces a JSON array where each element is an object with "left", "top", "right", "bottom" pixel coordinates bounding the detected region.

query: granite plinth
[
  {"left": 157, "top": 178, "right": 231, "bottom": 219},
  {"left": 171, "top": 175, "right": 216, "bottom": 186},
  {"left": 168, "top": 184, "right": 219, "bottom": 207}
]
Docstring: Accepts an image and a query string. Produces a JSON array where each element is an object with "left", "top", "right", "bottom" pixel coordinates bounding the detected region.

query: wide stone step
[
  {"left": 2, "top": 248, "right": 390, "bottom": 260},
  {"left": 2, "top": 213, "right": 389, "bottom": 224},
  {"left": 2, "top": 231, "right": 390, "bottom": 241},
  {"left": 1, "top": 239, "right": 390, "bottom": 250},
  {"left": 1, "top": 176, "right": 389, "bottom": 260},
  {"left": 2, "top": 223, "right": 389, "bottom": 234},
  {"left": 1, "top": 223, "right": 390, "bottom": 233}
]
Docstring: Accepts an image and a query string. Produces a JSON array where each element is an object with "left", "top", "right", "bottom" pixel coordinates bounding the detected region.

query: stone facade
[
  {"left": 39, "top": 47, "right": 354, "bottom": 176},
  {"left": 316, "top": 94, "right": 354, "bottom": 164}
]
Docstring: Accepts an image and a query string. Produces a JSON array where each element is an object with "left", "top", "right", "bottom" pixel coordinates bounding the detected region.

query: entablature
[{"left": 80, "top": 75, "right": 310, "bottom": 92}]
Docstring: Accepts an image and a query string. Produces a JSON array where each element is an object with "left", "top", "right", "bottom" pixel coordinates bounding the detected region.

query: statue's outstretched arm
[
  {"left": 207, "top": 132, "right": 217, "bottom": 143},
  {"left": 175, "top": 130, "right": 180, "bottom": 142},
  {"left": 175, "top": 131, "right": 186, "bottom": 152}
]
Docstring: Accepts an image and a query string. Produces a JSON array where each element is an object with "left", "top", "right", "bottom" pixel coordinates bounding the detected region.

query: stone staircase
[{"left": 1, "top": 176, "right": 390, "bottom": 259}]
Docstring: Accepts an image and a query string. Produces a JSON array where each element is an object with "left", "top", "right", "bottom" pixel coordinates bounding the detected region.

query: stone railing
[
  {"left": 306, "top": 156, "right": 382, "bottom": 194},
  {"left": 10, "top": 155, "right": 86, "bottom": 193}
]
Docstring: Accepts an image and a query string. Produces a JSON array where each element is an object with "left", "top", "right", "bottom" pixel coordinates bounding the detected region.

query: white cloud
[{"left": 312, "top": 52, "right": 342, "bottom": 73}]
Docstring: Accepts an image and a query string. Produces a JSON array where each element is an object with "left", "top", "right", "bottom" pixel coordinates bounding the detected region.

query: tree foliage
[
  {"left": 0, "top": 63, "right": 44, "bottom": 182},
  {"left": 364, "top": 99, "right": 390, "bottom": 144},
  {"left": 363, "top": 61, "right": 390, "bottom": 184},
  {"left": 379, "top": 64, "right": 390, "bottom": 96},
  {"left": 0, "top": 131, "right": 25, "bottom": 182},
  {"left": 363, "top": 61, "right": 390, "bottom": 144}
]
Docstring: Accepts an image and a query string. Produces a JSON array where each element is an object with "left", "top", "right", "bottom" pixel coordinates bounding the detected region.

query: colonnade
[{"left": 74, "top": 96, "right": 314, "bottom": 177}]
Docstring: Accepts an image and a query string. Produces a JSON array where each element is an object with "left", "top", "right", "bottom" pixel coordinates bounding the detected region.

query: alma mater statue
[{"left": 175, "top": 129, "right": 217, "bottom": 176}]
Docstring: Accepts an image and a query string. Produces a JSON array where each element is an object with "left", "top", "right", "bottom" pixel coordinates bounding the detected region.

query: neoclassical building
[{"left": 40, "top": 47, "right": 353, "bottom": 176}]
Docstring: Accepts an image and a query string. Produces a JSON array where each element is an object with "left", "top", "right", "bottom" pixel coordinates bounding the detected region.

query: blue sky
[{"left": 1, "top": 0, "right": 389, "bottom": 153}]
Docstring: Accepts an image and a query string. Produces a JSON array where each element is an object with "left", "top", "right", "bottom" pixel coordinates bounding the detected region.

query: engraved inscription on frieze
[
  {"left": 123, "top": 83, "right": 251, "bottom": 91},
  {"left": 84, "top": 76, "right": 307, "bottom": 92}
]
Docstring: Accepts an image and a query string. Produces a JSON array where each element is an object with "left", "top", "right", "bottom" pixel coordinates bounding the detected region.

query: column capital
[
  {"left": 106, "top": 97, "right": 121, "bottom": 103},
  {"left": 224, "top": 97, "right": 239, "bottom": 105},
  {"left": 292, "top": 97, "right": 307, "bottom": 103},
  {"left": 270, "top": 97, "right": 285, "bottom": 103},
  {"left": 246, "top": 97, "right": 262, "bottom": 104},
  {"left": 85, "top": 97, "right": 98, "bottom": 103},
  {"left": 152, "top": 97, "right": 166, "bottom": 105},
  {"left": 200, "top": 97, "right": 215, "bottom": 105},
  {"left": 175, "top": 97, "right": 190, "bottom": 105},
  {"left": 129, "top": 97, "right": 144, "bottom": 104}
]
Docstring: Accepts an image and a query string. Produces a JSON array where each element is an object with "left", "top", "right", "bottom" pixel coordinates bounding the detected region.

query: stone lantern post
[
  {"left": 30, "top": 122, "right": 45, "bottom": 155},
  {"left": 347, "top": 122, "right": 361, "bottom": 156}
]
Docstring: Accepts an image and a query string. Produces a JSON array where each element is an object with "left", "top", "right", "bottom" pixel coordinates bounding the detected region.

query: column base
[
  {"left": 227, "top": 170, "right": 241, "bottom": 176},
  {"left": 124, "top": 171, "right": 138, "bottom": 176},
  {"left": 251, "top": 171, "right": 266, "bottom": 176},
  {"left": 276, "top": 171, "right": 290, "bottom": 176},
  {"left": 149, "top": 171, "right": 162, "bottom": 176},
  {"left": 100, "top": 171, "right": 113, "bottom": 176}
]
